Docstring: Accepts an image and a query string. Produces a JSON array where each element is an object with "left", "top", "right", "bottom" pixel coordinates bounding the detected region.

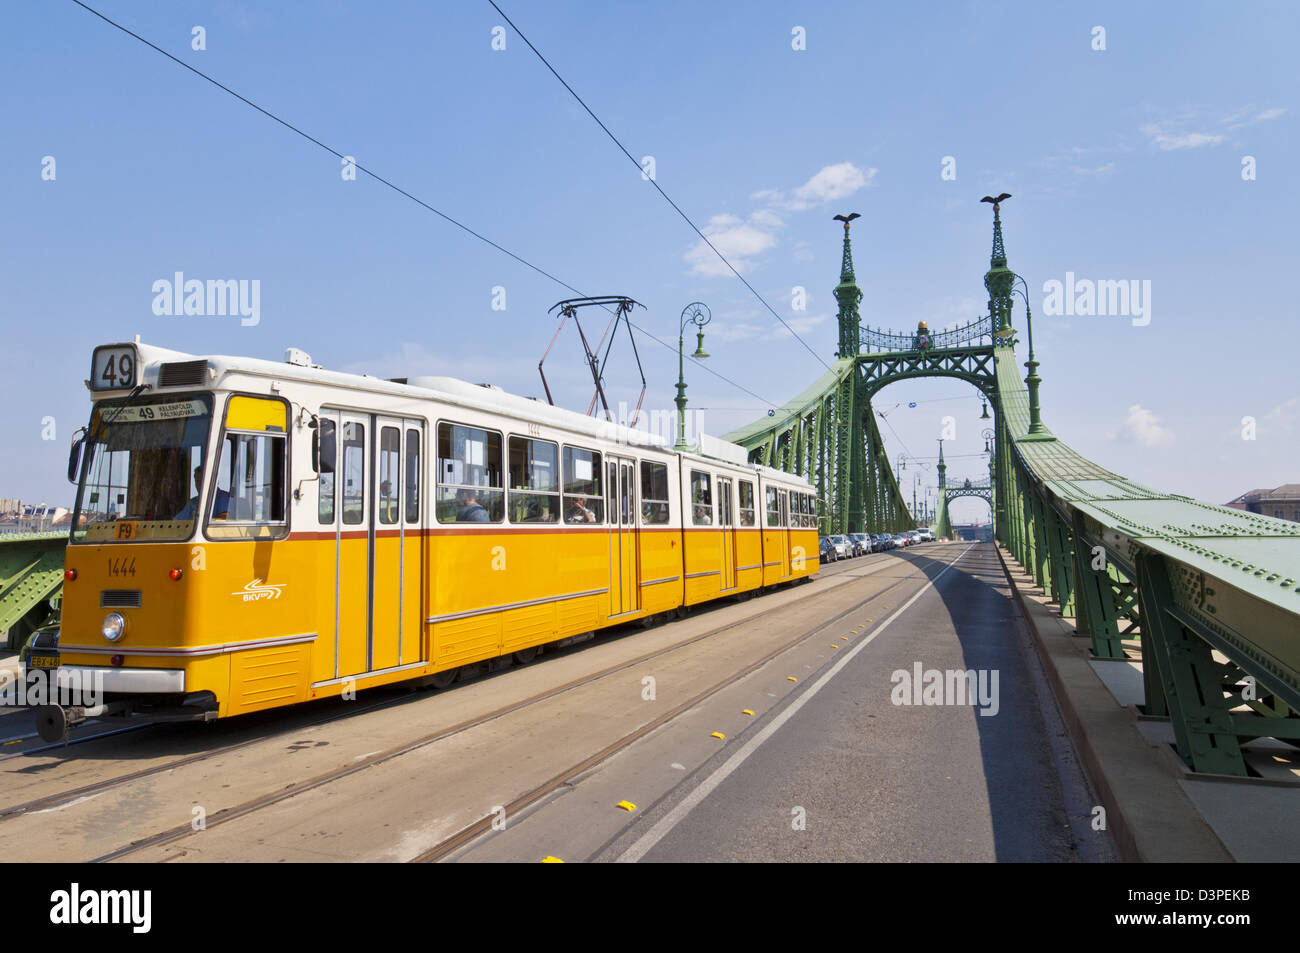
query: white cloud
[
  {"left": 684, "top": 212, "right": 781, "bottom": 277},
  {"left": 1071, "top": 162, "right": 1115, "bottom": 176},
  {"left": 749, "top": 162, "right": 876, "bottom": 213},
  {"left": 1223, "top": 105, "right": 1287, "bottom": 129},
  {"left": 688, "top": 162, "right": 874, "bottom": 277},
  {"left": 706, "top": 310, "right": 828, "bottom": 344},
  {"left": 769, "top": 312, "right": 828, "bottom": 340},
  {"left": 788, "top": 162, "right": 874, "bottom": 210},
  {"left": 1141, "top": 121, "right": 1225, "bottom": 151},
  {"left": 1142, "top": 106, "right": 1284, "bottom": 151},
  {"left": 1119, "top": 404, "right": 1175, "bottom": 447},
  {"left": 1260, "top": 396, "right": 1300, "bottom": 437}
]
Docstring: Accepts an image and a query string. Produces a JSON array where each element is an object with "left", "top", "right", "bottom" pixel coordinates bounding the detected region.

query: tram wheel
[{"left": 512, "top": 647, "right": 539, "bottom": 665}]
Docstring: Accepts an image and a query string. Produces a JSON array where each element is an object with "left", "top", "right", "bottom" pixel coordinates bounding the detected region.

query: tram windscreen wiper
[{"left": 101, "top": 383, "right": 152, "bottom": 425}]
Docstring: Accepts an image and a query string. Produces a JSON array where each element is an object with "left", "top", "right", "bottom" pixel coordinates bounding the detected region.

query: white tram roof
[{"left": 95, "top": 341, "right": 802, "bottom": 481}]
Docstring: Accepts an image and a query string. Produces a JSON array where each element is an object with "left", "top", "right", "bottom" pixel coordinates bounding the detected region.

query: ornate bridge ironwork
[
  {"left": 723, "top": 200, "right": 1300, "bottom": 778},
  {"left": 860, "top": 314, "right": 993, "bottom": 354}
]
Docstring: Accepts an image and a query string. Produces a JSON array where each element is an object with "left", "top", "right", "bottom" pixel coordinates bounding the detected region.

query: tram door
[
  {"left": 370, "top": 417, "right": 425, "bottom": 672},
  {"left": 608, "top": 456, "right": 640, "bottom": 617},
  {"left": 327, "top": 413, "right": 425, "bottom": 681},
  {"left": 779, "top": 490, "right": 791, "bottom": 578},
  {"left": 336, "top": 413, "right": 370, "bottom": 678},
  {"left": 717, "top": 476, "right": 736, "bottom": 591}
]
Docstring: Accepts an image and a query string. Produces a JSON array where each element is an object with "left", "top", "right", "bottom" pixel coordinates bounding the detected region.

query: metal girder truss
[
  {"left": 725, "top": 345, "right": 999, "bottom": 537},
  {"left": 728, "top": 208, "right": 1300, "bottom": 776},
  {"left": 0, "top": 532, "right": 65, "bottom": 651},
  {"left": 934, "top": 480, "right": 993, "bottom": 541},
  {"left": 991, "top": 338, "right": 1300, "bottom": 776}
]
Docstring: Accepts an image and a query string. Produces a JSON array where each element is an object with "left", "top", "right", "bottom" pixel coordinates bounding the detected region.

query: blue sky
[{"left": 3, "top": 1, "right": 1296, "bottom": 524}]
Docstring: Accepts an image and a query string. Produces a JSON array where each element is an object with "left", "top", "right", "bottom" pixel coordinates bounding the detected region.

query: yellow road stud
[
  {"left": 711, "top": 731, "right": 726, "bottom": 740},
  {"left": 831, "top": 644, "right": 839, "bottom": 649},
  {"left": 541, "top": 856, "right": 565, "bottom": 863},
  {"left": 787, "top": 676, "right": 797, "bottom": 682},
  {"left": 616, "top": 800, "right": 637, "bottom": 812},
  {"left": 741, "top": 709, "right": 755, "bottom": 716}
]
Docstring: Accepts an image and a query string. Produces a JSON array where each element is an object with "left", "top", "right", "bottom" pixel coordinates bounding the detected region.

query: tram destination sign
[{"left": 104, "top": 400, "right": 209, "bottom": 424}]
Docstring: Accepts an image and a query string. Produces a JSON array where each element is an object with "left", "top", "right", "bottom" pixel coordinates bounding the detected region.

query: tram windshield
[{"left": 70, "top": 394, "right": 214, "bottom": 543}]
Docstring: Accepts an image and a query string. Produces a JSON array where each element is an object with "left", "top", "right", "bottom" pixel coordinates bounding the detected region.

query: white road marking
[
  {"left": 616, "top": 544, "right": 975, "bottom": 863},
  {"left": 29, "top": 792, "right": 106, "bottom": 815}
]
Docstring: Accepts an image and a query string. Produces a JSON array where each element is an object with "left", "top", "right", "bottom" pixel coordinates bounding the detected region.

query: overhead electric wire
[
  {"left": 487, "top": 0, "right": 832, "bottom": 372},
  {"left": 67, "top": 0, "right": 776, "bottom": 408}
]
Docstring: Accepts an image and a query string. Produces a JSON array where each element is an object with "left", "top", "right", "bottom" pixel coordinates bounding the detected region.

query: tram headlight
[{"left": 102, "top": 612, "right": 126, "bottom": 643}]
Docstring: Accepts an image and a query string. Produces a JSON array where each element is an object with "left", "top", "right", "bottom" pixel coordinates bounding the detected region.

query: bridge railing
[
  {"left": 993, "top": 343, "right": 1300, "bottom": 776},
  {"left": 860, "top": 314, "right": 993, "bottom": 353}
]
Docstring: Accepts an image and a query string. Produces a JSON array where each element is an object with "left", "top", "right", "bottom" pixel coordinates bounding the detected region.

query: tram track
[
  {"left": 411, "top": 546, "right": 970, "bottom": 862},
  {"left": 75, "top": 547, "right": 957, "bottom": 863},
  {"left": 0, "top": 561, "right": 864, "bottom": 825}
]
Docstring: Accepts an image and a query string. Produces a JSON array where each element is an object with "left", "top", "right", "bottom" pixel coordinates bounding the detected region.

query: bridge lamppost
[
  {"left": 675, "top": 302, "right": 710, "bottom": 450},
  {"left": 1011, "top": 276, "right": 1048, "bottom": 437}
]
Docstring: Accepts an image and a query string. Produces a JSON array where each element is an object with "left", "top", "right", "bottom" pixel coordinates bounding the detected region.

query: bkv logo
[{"left": 231, "top": 579, "right": 285, "bottom": 602}]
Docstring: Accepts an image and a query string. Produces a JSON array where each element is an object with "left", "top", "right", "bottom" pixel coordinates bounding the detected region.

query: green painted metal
[
  {"left": 0, "top": 532, "right": 67, "bottom": 651},
  {"left": 934, "top": 477, "right": 992, "bottom": 542},
  {"left": 723, "top": 199, "right": 1300, "bottom": 775}
]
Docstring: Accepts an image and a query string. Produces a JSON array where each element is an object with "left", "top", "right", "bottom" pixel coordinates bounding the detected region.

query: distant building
[
  {"left": 0, "top": 498, "right": 20, "bottom": 516},
  {"left": 1225, "top": 484, "right": 1300, "bottom": 524}
]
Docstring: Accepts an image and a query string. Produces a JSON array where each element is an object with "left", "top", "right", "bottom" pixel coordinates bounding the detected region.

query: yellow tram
[{"left": 36, "top": 340, "right": 819, "bottom": 732}]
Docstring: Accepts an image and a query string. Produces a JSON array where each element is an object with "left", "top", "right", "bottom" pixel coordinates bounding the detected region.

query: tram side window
[
  {"left": 792, "top": 492, "right": 804, "bottom": 527},
  {"left": 405, "top": 428, "right": 421, "bottom": 524},
  {"left": 562, "top": 446, "right": 603, "bottom": 524},
  {"left": 318, "top": 419, "right": 336, "bottom": 524},
  {"left": 437, "top": 422, "right": 504, "bottom": 523},
  {"left": 378, "top": 427, "right": 400, "bottom": 525},
  {"left": 766, "top": 487, "right": 780, "bottom": 526},
  {"left": 739, "top": 480, "right": 756, "bottom": 527},
  {"left": 691, "top": 470, "right": 713, "bottom": 525},
  {"left": 640, "top": 461, "right": 670, "bottom": 525},
  {"left": 205, "top": 431, "right": 287, "bottom": 539},
  {"left": 342, "top": 422, "right": 365, "bottom": 525},
  {"left": 509, "top": 436, "right": 559, "bottom": 523}
]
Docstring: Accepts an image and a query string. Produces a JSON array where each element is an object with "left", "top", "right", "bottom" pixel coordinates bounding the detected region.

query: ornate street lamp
[
  {"left": 1011, "top": 275, "right": 1047, "bottom": 436},
  {"left": 675, "top": 302, "right": 711, "bottom": 450}
]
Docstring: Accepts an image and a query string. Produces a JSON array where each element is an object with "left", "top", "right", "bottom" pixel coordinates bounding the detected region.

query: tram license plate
[{"left": 27, "top": 653, "right": 59, "bottom": 670}]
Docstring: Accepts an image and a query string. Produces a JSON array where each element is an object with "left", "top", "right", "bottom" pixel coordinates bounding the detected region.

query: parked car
[
  {"left": 830, "top": 535, "right": 853, "bottom": 559},
  {"left": 819, "top": 536, "right": 837, "bottom": 563},
  {"left": 849, "top": 533, "right": 871, "bottom": 556}
]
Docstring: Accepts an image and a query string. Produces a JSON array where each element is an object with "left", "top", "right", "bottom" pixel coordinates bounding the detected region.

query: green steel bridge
[
  {"left": 3, "top": 198, "right": 1298, "bottom": 779},
  {"left": 724, "top": 199, "right": 1300, "bottom": 777}
]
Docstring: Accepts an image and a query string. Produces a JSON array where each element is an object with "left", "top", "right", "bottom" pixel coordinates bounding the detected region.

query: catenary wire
[{"left": 68, "top": 0, "right": 777, "bottom": 408}]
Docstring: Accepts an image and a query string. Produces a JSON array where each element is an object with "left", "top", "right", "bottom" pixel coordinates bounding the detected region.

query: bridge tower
[
  {"left": 983, "top": 194, "right": 1015, "bottom": 338},
  {"left": 833, "top": 213, "right": 863, "bottom": 359}
]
